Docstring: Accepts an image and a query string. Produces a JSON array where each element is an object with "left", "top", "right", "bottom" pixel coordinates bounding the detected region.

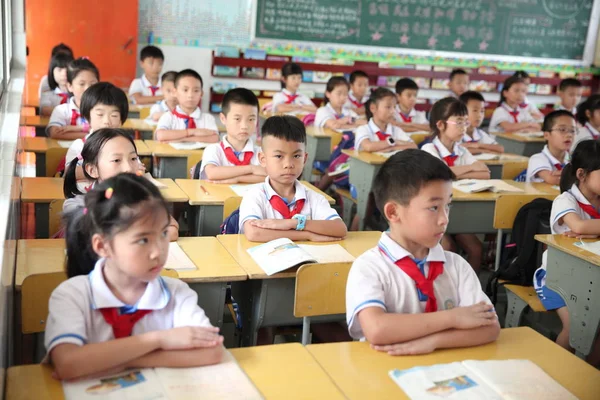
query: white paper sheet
[
  {"left": 229, "top": 183, "right": 262, "bottom": 197},
  {"left": 453, "top": 179, "right": 523, "bottom": 193},
  {"left": 474, "top": 153, "right": 500, "bottom": 161},
  {"left": 169, "top": 142, "right": 210, "bottom": 150},
  {"left": 164, "top": 242, "right": 196, "bottom": 271},
  {"left": 374, "top": 150, "right": 400, "bottom": 158}
]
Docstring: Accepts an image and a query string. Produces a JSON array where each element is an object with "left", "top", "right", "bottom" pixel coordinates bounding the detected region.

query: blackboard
[{"left": 255, "top": 0, "right": 595, "bottom": 60}]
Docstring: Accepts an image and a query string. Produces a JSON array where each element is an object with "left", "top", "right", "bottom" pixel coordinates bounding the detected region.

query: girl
[
  {"left": 39, "top": 52, "right": 73, "bottom": 116},
  {"left": 271, "top": 62, "right": 317, "bottom": 114},
  {"left": 573, "top": 94, "right": 600, "bottom": 152},
  {"left": 422, "top": 97, "right": 490, "bottom": 272},
  {"left": 46, "top": 57, "right": 99, "bottom": 140},
  {"left": 533, "top": 140, "right": 600, "bottom": 366},
  {"left": 314, "top": 76, "right": 364, "bottom": 131},
  {"left": 489, "top": 76, "right": 541, "bottom": 133},
  {"left": 38, "top": 43, "right": 73, "bottom": 102},
  {"left": 63, "top": 128, "right": 179, "bottom": 241},
  {"left": 513, "top": 70, "right": 544, "bottom": 121},
  {"left": 47, "top": 173, "right": 223, "bottom": 380}
]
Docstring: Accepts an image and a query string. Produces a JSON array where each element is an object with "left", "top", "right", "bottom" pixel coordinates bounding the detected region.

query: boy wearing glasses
[{"left": 458, "top": 91, "right": 504, "bottom": 155}]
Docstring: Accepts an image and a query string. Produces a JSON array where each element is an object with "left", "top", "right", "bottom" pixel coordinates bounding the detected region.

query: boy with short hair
[
  {"left": 448, "top": 69, "right": 470, "bottom": 98},
  {"left": 556, "top": 78, "right": 582, "bottom": 115},
  {"left": 239, "top": 116, "right": 348, "bottom": 242},
  {"left": 155, "top": 69, "right": 219, "bottom": 143},
  {"left": 149, "top": 71, "right": 178, "bottom": 122},
  {"left": 199, "top": 88, "right": 265, "bottom": 182},
  {"left": 345, "top": 149, "right": 499, "bottom": 351},
  {"left": 345, "top": 70, "right": 370, "bottom": 115},
  {"left": 129, "top": 45, "right": 165, "bottom": 105},
  {"left": 393, "top": 78, "right": 429, "bottom": 132},
  {"left": 459, "top": 91, "right": 504, "bottom": 154}
]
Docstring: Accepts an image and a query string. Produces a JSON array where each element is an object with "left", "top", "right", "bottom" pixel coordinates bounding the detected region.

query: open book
[
  {"left": 63, "top": 351, "right": 263, "bottom": 400},
  {"left": 247, "top": 238, "right": 355, "bottom": 275},
  {"left": 163, "top": 242, "right": 196, "bottom": 271},
  {"left": 515, "top": 131, "right": 544, "bottom": 138},
  {"left": 374, "top": 150, "right": 401, "bottom": 158},
  {"left": 453, "top": 179, "right": 524, "bottom": 194},
  {"left": 169, "top": 142, "right": 211, "bottom": 150},
  {"left": 389, "top": 359, "right": 575, "bottom": 400}
]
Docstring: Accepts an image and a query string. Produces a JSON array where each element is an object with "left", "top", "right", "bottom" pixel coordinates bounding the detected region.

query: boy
[
  {"left": 393, "top": 78, "right": 429, "bottom": 132},
  {"left": 345, "top": 70, "right": 370, "bottom": 116},
  {"left": 149, "top": 71, "right": 178, "bottom": 122},
  {"left": 199, "top": 88, "right": 265, "bottom": 182},
  {"left": 459, "top": 91, "right": 504, "bottom": 154},
  {"left": 448, "top": 69, "right": 470, "bottom": 98},
  {"left": 129, "top": 45, "right": 164, "bottom": 105},
  {"left": 239, "top": 116, "right": 347, "bottom": 242},
  {"left": 556, "top": 78, "right": 582, "bottom": 115},
  {"left": 155, "top": 69, "right": 219, "bottom": 143},
  {"left": 345, "top": 149, "right": 499, "bottom": 350}
]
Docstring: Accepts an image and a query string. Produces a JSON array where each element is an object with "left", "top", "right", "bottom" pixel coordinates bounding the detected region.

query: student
[
  {"left": 489, "top": 76, "right": 541, "bottom": 133},
  {"left": 38, "top": 43, "right": 73, "bottom": 101},
  {"left": 448, "top": 69, "right": 470, "bottom": 98},
  {"left": 345, "top": 70, "right": 370, "bottom": 115},
  {"left": 393, "top": 78, "right": 429, "bottom": 132},
  {"left": 513, "top": 71, "right": 544, "bottom": 120},
  {"left": 314, "top": 76, "right": 363, "bottom": 132},
  {"left": 129, "top": 45, "right": 164, "bottom": 105},
  {"left": 459, "top": 91, "right": 504, "bottom": 154},
  {"left": 199, "top": 88, "right": 265, "bottom": 183},
  {"left": 573, "top": 94, "right": 600, "bottom": 151},
  {"left": 526, "top": 110, "right": 575, "bottom": 184},
  {"left": 47, "top": 173, "right": 222, "bottom": 380},
  {"left": 271, "top": 62, "right": 317, "bottom": 114},
  {"left": 556, "top": 78, "right": 582, "bottom": 115},
  {"left": 46, "top": 58, "right": 99, "bottom": 140},
  {"left": 345, "top": 149, "right": 499, "bottom": 349},
  {"left": 39, "top": 52, "right": 74, "bottom": 116},
  {"left": 63, "top": 128, "right": 179, "bottom": 241},
  {"left": 355, "top": 88, "right": 416, "bottom": 153},
  {"left": 239, "top": 116, "right": 347, "bottom": 242},
  {"left": 533, "top": 140, "right": 600, "bottom": 366},
  {"left": 155, "top": 69, "right": 219, "bottom": 143},
  {"left": 149, "top": 71, "right": 178, "bottom": 122}
]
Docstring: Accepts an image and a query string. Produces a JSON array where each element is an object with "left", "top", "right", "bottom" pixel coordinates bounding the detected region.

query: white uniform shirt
[
  {"left": 346, "top": 232, "right": 491, "bottom": 340},
  {"left": 354, "top": 119, "right": 413, "bottom": 151},
  {"left": 128, "top": 74, "right": 162, "bottom": 103},
  {"left": 520, "top": 100, "right": 541, "bottom": 117},
  {"left": 46, "top": 98, "right": 87, "bottom": 135},
  {"left": 156, "top": 105, "right": 218, "bottom": 132},
  {"left": 571, "top": 123, "right": 599, "bottom": 153},
  {"left": 314, "top": 103, "right": 359, "bottom": 131},
  {"left": 555, "top": 104, "right": 577, "bottom": 115},
  {"left": 462, "top": 128, "right": 498, "bottom": 145},
  {"left": 489, "top": 103, "right": 536, "bottom": 132},
  {"left": 199, "top": 136, "right": 261, "bottom": 180},
  {"left": 40, "top": 87, "right": 70, "bottom": 110},
  {"left": 344, "top": 90, "right": 369, "bottom": 112},
  {"left": 44, "top": 258, "right": 212, "bottom": 362},
  {"left": 422, "top": 136, "right": 477, "bottom": 166},
  {"left": 150, "top": 100, "right": 170, "bottom": 117},
  {"left": 62, "top": 194, "right": 85, "bottom": 214},
  {"left": 238, "top": 177, "right": 341, "bottom": 233},
  {"left": 394, "top": 106, "right": 428, "bottom": 125},
  {"left": 38, "top": 75, "right": 50, "bottom": 99},
  {"left": 65, "top": 132, "right": 93, "bottom": 167},
  {"left": 272, "top": 89, "right": 314, "bottom": 112},
  {"left": 526, "top": 145, "right": 570, "bottom": 183}
]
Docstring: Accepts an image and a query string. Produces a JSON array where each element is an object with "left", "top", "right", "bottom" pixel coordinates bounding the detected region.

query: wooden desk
[
  {"left": 19, "top": 137, "right": 67, "bottom": 176},
  {"left": 147, "top": 140, "right": 204, "bottom": 179},
  {"left": 303, "top": 126, "right": 338, "bottom": 180},
  {"left": 482, "top": 153, "right": 529, "bottom": 179},
  {"left": 175, "top": 179, "right": 335, "bottom": 236},
  {"left": 124, "top": 118, "right": 156, "bottom": 140},
  {"left": 218, "top": 232, "right": 381, "bottom": 345},
  {"left": 535, "top": 234, "right": 600, "bottom": 359},
  {"left": 133, "top": 139, "right": 151, "bottom": 156},
  {"left": 128, "top": 104, "right": 152, "bottom": 119},
  {"left": 494, "top": 132, "right": 545, "bottom": 156},
  {"left": 307, "top": 327, "right": 600, "bottom": 400}
]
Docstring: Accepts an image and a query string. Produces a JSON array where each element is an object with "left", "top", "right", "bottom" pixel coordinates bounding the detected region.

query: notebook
[
  {"left": 170, "top": 142, "right": 210, "bottom": 150},
  {"left": 163, "top": 242, "right": 196, "bottom": 271},
  {"left": 453, "top": 179, "right": 524, "bottom": 194}
]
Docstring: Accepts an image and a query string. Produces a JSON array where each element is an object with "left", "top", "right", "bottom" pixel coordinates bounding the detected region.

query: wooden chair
[
  {"left": 501, "top": 161, "right": 528, "bottom": 180},
  {"left": 48, "top": 199, "right": 65, "bottom": 237},
  {"left": 21, "top": 272, "right": 68, "bottom": 335},
  {"left": 139, "top": 107, "right": 151, "bottom": 120},
  {"left": 294, "top": 262, "right": 351, "bottom": 345},
  {"left": 45, "top": 147, "right": 68, "bottom": 177},
  {"left": 223, "top": 196, "right": 242, "bottom": 220},
  {"left": 504, "top": 284, "right": 547, "bottom": 328},
  {"left": 410, "top": 132, "right": 430, "bottom": 145}
]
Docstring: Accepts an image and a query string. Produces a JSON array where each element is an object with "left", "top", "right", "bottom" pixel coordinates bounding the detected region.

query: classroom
[{"left": 2, "top": 0, "right": 600, "bottom": 398}]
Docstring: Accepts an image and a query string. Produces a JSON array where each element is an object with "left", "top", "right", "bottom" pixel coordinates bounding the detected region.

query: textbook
[
  {"left": 389, "top": 359, "right": 575, "bottom": 400},
  {"left": 474, "top": 153, "right": 527, "bottom": 161},
  {"left": 63, "top": 351, "right": 263, "bottom": 399},
  {"left": 164, "top": 242, "right": 196, "bottom": 271},
  {"left": 453, "top": 179, "right": 524, "bottom": 194},
  {"left": 169, "top": 142, "right": 211, "bottom": 150},
  {"left": 247, "top": 238, "right": 355, "bottom": 276}
]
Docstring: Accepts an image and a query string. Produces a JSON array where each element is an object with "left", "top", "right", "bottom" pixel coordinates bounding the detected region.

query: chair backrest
[
  {"left": 49, "top": 199, "right": 65, "bottom": 237},
  {"left": 139, "top": 107, "right": 151, "bottom": 120},
  {"left": 21, "top": 271, "right": 67, "bottom": 334},
  {"left": 411, "top": 132, "right": 430, "bottom": 145},
  {"left": 223, "top": 196, "right": 242, "bottom": 220},
  {"left": 187, "top": 153, "right": 203, "bottom": 178},
  {"left": 46, "top": 147, "right": 68, "bottom": 177},
  {"left": 501, "top": 161, "right": 529, "bottom": 180},
  {"left": 294, "top": 262, "right": 351, "bottom": 318},
  {"left": 493, "top": 194, "right": 557, "bottom": 229}
]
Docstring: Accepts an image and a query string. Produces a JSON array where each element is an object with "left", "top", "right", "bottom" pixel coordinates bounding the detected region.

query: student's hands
[
  {"left": 157, "top": 326, "right": 223, "bottom": 350},
  {"left": 562, "top": 231, "right": 599, "bottom": 239},
  {"left": 450, "top": 302, "right": 497, "bottom": 330},
  {"left": 251, "top": 165, "right": 267, "bottom": 176},
  {"left": 249, "top": 219, "right": 296, "bottom": 230},
  {"left": 371, "top": 335, "right": 437, "bottom": 356}
]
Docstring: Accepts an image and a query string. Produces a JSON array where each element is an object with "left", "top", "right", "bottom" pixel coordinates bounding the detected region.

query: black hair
[
  {"left": 542, "top": 109, "right": 576, "bottom": 132},
  {"left": 63, "top": 128, "right": 137, "bottom": 198},
  {"left": 513, "top": 70, "right": 531, "bottom": 80},
  {"left": 373, "top": 149, "right": 456, "bottom": 214},
  {"left": 175, "top": 69, "right": 203, "bottom": 88},
  {"left": 559, "top": 78, "right": 582, "bottom": 92},
  {"left": 261, "top": 115, "right": 306, "bottom": 144},
  {"left": 80, "top": 82, "right": 129, "bottom": 123},
  {"left": 51, "top": 43, "right": 73, "bottom": 57},
  {"left": 161, "top": 70, "right": 177, "bottom": 83},
  {"left": 221, "top": 87, "right": 259, "bottom": 115},
  {"left": 140, "top": 45, "right": 164, "bottom": 61},
  {"left": 67, "top": 57, "right": 100, "bottom": 84},
  {"left": 449, "top": 69, "right": 468, "bottom": 81},
  {"left": 47, "top": 52, "right": 74, "bottom": 90},
  {"left": 429, "top": 97, "right": 468, "bottom": 137},
  {"left": 459, "top": 90, "right": 485, "bottom": 104},
  {"left": 323, "top": 76, "right": 349, "bottom": 104},
  {"left": 365, "top": 87, "right": 396, "bottom": 120},
  {"left": 559, "top": 140, "right": 600, "bottom": 193},
  {"left": 349, "top": 70, "right": 369, "bottom": 84},
  {"left": 64, "top": 173, "right": 169, "bottom": 278},
  {"left": 395, "top": 78, "right": 419, "bottom": 95},
  {"left": 576, "top": 94, "right": 600, "bottom": 126},
  {"left": 281, "top": 62, "right": 303, "bottom": 89},
  {"left": 499, "top": 76, "right": 526, "bottom": 105}
]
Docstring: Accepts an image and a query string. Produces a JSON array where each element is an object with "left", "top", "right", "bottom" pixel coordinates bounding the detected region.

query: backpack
[
  {"left": 513, "top": 168, "right": 527, "bottom": 182},
  {"left": 220, "top": 209, "right": 240, "bottom": 234},
  {"left": 191, "top": 160, "right": 202, "bottom": 179},
  {"left": 327, "top": 131, "right": 355, "bottom": 189}
]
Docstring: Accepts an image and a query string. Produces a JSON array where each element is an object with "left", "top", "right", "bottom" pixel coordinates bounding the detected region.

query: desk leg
[
  {"left": 188, "top": 282, "right": 227, "bottom": 328},
  {"left": 489, "top": 164, "right": 502, "bottom": 179},
  {"left": 546, "top": 246, "right": 600, "bottom": 358},
  {"left": 36, "top": 153, "right": 46, "bottom": 177},
  {"left": 34, "top": 203, "right": 50, "bottom": 238},
  {"left": 347, "top": 158, "right": 380, "bottom": 231},
  {"left": 158, "top": 157, "right": 187, "bottom": 179},
  {"left": 302, "top": 136, "right": 331, "bottom": 181},
  {"left": 194, "top": 205, "right": 224, "bottom": 236}
]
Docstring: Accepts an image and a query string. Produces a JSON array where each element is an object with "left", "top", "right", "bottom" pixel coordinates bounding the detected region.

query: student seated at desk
[
  {"left": 345, "top": 149, "right": 499, "bottom": 351},
  {"left": 39, "top": 52, "right": 73, "bottom": 116},
  {"left": 38, "top": 43, "right": 73, "bottom": 107},
  {"left": 526, "top": 110, "right": 574, "bottom": 185},
  {"left": 533, "top": 140, "right": 600, "bottom": 366},
  {"left": 47, "top": 174, "right": 223, "bottom": 381},
  {"left": 459, "top": 91, "right": 504, "bottom": 154},
  {"left": 128, "top": 45, "right": 164, "bottom": 105},
  {"left": 513, "top": 71, "right": 544, "bottom": 121},
  {"left": 448, "top": 69, "right": 469, "bottom": 99},
  {"left": 239, "top": 116, "right": 347, "bottom": 242},
  {"left": 271, "top": 62, "right": 317, "bottom": 114},
  {"left": 393, "top": 78, "right": 429, "bottom": 132},
  {"left": 489, "top": 76, "right": 541, "bottom": 133},
  {"left": 149, "top": 71, "right": 178, "bottom": 122},
  {"left": 155, "top": 69, "right": 219, "bottom": 143},
  {"left": 199, "top": 88, "right": 265, "bottom": 183},
  {"left": 344, "top": 70, "right": 370, "bottom": 116},
  {"left": 572, "top": 94, "right": 600, "bottom": 152},
  {"left": 556, "top": 78, "right": 582, "bottom": 116},
  {"left": 314, "top": 76, "right": 364, "bottom": 131}
]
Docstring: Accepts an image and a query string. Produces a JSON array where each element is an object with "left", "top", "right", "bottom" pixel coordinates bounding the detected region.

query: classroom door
[{"left": 25, "top": 0, "right": 139, "bottom": 106}]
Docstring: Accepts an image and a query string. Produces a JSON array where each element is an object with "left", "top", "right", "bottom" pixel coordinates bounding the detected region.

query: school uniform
[
  {"left": 344, "top": 90, "right": 369, "bottom": 112},
  {"left": 271, "top": 89, "right": 314, "bottom": 113},
  {"left": 571, "top": 123, "right": 600, "bottom": 153},
  {"left": 39, "top": 87, "right": 70, "bottom": 110},
  {"left": 156, "top": 105, "right": 218, "bottom": 132},
  {"left": 526, "top": 145, "right": 569, "bottom": 183},
  {"left": 38, "top": 75, "right": 50, "bottom": 99},
  {"left": 149, "top": 100, "right": 171, "bottom": 117},
  {"left": 314, "top": 103, "right": 359, "bottom": 131},
  {"left": 422, "top": 137, "right": 477, "bottom": 167},
  {"left": 555, "top": 104, "right": 577, "bottom": 115},
  {"left": 462, "top": 128, "right": 498, "bottom": 145},
  {"left": 238, "top": 176, "right": 341, "bottom": 233},
  {"left": 394, "top": 106, "right": 428, "bottom": 125},
  {"left": 519, "top": 100, "right": 541, "bottom": 117},
  {"left": 354, "top": 119, "right": 413, "bottom": 151},
  {"left": 128, "top": 74, "right": 162, "bottom": 103},
  {"left": 489, "top": 103, "right": 536, "bottom": 132},
  {"left": 44, "top": 257, "right": 213, "bottom": 362},
  {"left": 533, "top": 184, "right": 597, "bottom": 310},
  {"left": 199, "top": 136, "right": 261, "bottom": 180},
  {"left": 346, "top": 232, "right": 491, "bottom": 340},
  {"left": 46, "top": 98, "right": 87, "bottom": 136}
]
